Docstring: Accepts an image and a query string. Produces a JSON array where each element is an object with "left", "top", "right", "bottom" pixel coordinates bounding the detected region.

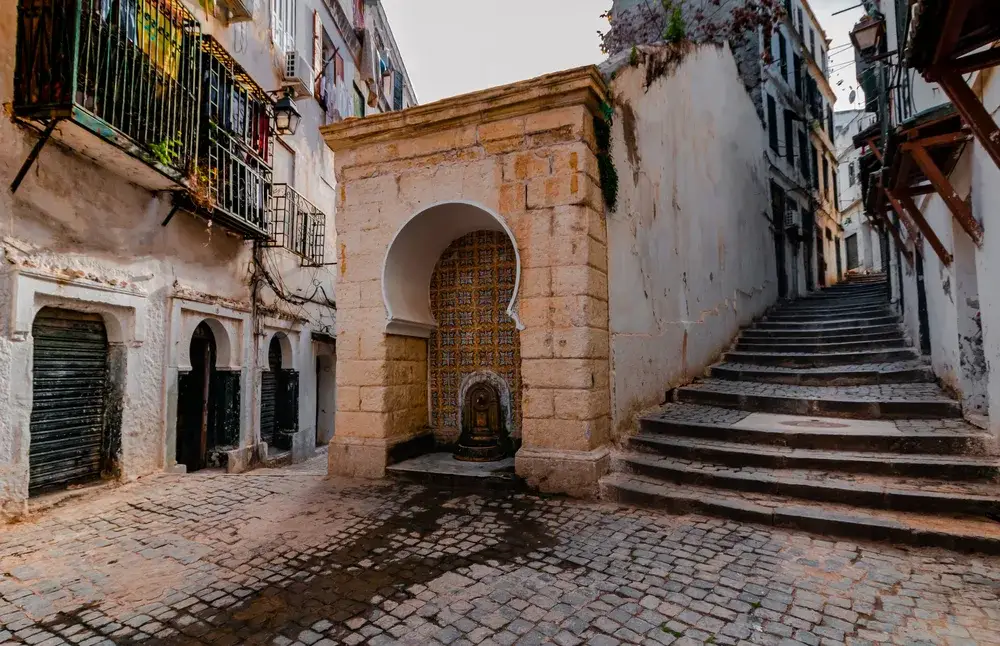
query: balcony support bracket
[
  {"left": 161, "top": 200, "right": 182, "bottom": 228},
  {"left": 10, "top": 119, "right": 61, "bottom": 194}
]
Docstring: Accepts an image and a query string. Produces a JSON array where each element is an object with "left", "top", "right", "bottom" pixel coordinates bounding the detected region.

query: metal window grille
[
  {"left": 197, "top": 37, "right": 273, "bottom": 237},
  {"left": 266, "top": 184, "right": 326, "bottom": 266},
  {"left": 14, "top": 0, "right": 202, "bottom": 177}
]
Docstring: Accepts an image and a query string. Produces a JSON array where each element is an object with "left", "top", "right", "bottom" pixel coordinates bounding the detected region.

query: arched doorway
[
  {"left": 428, "top": 230, "right": 521, "bottom": 455},
  {"left": 260, "top": 333, "right": 298, "bottom": 454},
  {"left": 29, "top": 307, "right": 111, "bottom": 495},
  {"left": 176, "top": 322, "right": 217, "bottom": 472}
]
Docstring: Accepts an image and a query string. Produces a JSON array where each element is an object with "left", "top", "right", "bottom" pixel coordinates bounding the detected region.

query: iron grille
[
  {"left": 267, "top": 184, "right": 326, "bottom": 266},
  {"left": 14, "top": 0, "right": 202, "bottom": 179},
  {"left": 195, "top": 36, "right": 274, "bottom": 238}
]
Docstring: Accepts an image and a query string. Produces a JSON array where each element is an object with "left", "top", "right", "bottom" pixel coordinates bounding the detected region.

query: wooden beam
[
  {"left": 867, "top": 138, "right": 883, "bottom": 162},
  {"left": 903, "top": 132, "right": 972, "bottom": 149},
  {"left": 934, "top": 68, "right": 1000, "bottom": 171},
  {"left": 884, "top": 189, "right": 921, "bottom": 242},
  {"left": 871, "top": 207, "right": 914, "bottom": 268},
  {"left": 934, "top": 2, "right": 972, "bottom": 67},
  {"left": 902, "top": 183, "right": 936, "bottom": 196},
  {"left": 952, "top": 46, "right": 1000, "bottom": 75},
  {"left": 894, "top": 190, "right": 955, "bottom": 266},
  {"left": 907, "top": 143, "right": 984, "bottom": 245}
]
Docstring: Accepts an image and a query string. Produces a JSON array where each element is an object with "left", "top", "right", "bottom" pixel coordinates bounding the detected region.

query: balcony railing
[
  {"left": 266, "top": 184, "right": 326, "bottom": 266},
  {"left": 14, "top": 0, "right": 202, "bottom": 183},
  {"left": 186, "top": 36, "right": 273, "bottom": 239}
]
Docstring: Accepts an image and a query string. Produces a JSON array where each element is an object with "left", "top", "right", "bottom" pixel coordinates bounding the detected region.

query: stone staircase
[{"left": 602, "top": 274, "right": 1000, "bottom": 552}]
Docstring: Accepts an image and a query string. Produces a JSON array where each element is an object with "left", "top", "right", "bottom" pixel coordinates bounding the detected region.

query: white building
[
  {"left": 851, "top": 0, "right": 999, "bottom": 426},
  {"left": 833, "top": 108, "right": 881, "bottom": 273},
  {"left": 762, "top": 0, "right": 842, "bottom": 298},
  {"left": 0, "top": 0, "right": 414, "bottom": 515}
]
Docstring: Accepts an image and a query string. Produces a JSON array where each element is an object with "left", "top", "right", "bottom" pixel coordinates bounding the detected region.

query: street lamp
[
  {"left": 273, "top": 89, "right": 301, "bottom": 136},
  {"left": 850, "top": 14, "right": 886, "bottom": 59}
]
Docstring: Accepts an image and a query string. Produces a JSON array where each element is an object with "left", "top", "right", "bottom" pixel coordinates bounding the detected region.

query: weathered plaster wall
[
  {"left": 605, "top": 44, "right": 777, "bottom": 436},
  {"left": 0, "top": 0, "right": 339, "bottom": 511}
]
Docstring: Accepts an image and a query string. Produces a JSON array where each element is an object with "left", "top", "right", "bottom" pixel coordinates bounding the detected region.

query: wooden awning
[
  {"left": 906, "top": 0, "right": 1000, "bottom": 170},
  {"left": 879, "top": 104, "right": 978, "bottom": 265}
]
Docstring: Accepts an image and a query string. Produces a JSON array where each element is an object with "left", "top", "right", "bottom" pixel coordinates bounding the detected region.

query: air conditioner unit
[
  {"left": 784, "top": 205, "right": 801, "bottom": 231},
  {"left": 218, "top": 0, "right": 253, "bottom": 23},
  {"left": 281, "top": 50, "right": 314, "bottom": 99}
]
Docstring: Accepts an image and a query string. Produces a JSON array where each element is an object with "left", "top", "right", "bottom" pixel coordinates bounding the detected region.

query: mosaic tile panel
[{"left": 429, "top": 230, "right": 520, "bottom": 434}]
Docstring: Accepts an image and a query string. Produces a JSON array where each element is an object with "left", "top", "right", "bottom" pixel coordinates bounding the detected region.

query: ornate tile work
[{"left": 429, "top": 230, "right": 521, "bottom": 434}]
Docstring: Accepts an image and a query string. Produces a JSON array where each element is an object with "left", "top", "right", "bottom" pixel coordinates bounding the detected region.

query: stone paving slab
[
  {"left": 681, "top": 379, "right": 955, "bottom": 403},
  {"left": 2, "top": 464, "right": 1000, "bottom": 644}
]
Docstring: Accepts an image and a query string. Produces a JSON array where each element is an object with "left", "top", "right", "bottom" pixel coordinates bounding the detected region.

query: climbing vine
[{"left": 594, "top": 101, "right": 618, "bottom": 212}]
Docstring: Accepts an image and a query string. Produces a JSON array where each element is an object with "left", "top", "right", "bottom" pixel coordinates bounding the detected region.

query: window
[
  {"left": 797, "top": 8, "right": 804, "bottom": 33},
  {"left": 799, "top": 131, "right": 809, "bottom": 181},
  {"left": 784, "top": 109, "right": 795, "bottom": 165},
  {"left": 778, "top": 32, "right": 788, "bottom": 80},
  {"left": 848, "top": 161, "right": 856, "bottom": 186},
  {"left": 353, "top": 83, "right": 365, "bottom": 118},
  {"left": 793, "top": 55, "right": 802, "bottom": 97},
  {"left": 827, "top": 106, "right": 834, "bottom": 138},
  {"left": 833, "top": 169, "right": 839, "bottom": 208},
  {"left": 822, "top": 157, "right": 829, "bottom": 198},
  {"left": 809, "top": 28, "right": 815, "bottom": 56},
  {"left": 271, "top": 0, "right": 297, "bottom": 53},
  {"left": 393, "top": 74, "right": 404, "bottom": 111},
  {"left": 767, "top": 95, "right": 779, "bottom": 153},
  {"left": 335, "top": 52, "right": 344, "bottom": 83},
  {"left": 820, "top": 47, "right": 826, "bottom": 75},
  {"left": 812, "top": 146, "right": 819, "bottom": 190}
]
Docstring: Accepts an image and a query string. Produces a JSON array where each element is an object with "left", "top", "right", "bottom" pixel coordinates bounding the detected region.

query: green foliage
[
  {"left": 663, "top": 1, "right": 686, "bottom": 44},
  {"left": 629, "top": 45, "right": 640, "bottom": 67},
  {"left": 594, "top": 101, "right": 618, "bottom": 212},
  {"left": 149, "top": 135, "right": 183, "bottom": 167},
  {"left": 660, "top": 624, "right": 683, "bottom": 637}
]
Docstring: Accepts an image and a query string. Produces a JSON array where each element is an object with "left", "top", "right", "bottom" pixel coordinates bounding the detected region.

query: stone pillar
[{"left": 508, "top": 112, "right": 612, "bottom": 498}]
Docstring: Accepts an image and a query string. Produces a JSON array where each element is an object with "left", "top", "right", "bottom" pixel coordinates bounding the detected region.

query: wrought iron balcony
[
  {"left": 266, "top": 184, "right": 327, "bottom": 266},
  {"left": 13, "top": 0, "right": 202, "bottom": 189},
  {"left": 177, "top": 36, "right": 274, "bottom": 239}
]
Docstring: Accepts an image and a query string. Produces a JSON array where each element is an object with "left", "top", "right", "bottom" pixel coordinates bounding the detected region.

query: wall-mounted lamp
[{"left": 273, "top": 89, "right": 301, "bottom": 136}]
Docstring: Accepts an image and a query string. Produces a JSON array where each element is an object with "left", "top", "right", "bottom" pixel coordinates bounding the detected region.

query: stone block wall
[{"left": 324, "top": 68, "right": 613, "bottom": 494}]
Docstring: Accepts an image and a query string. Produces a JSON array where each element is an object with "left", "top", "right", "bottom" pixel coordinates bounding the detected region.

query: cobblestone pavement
[{"left": 2, "top": 460, "right": 1000, "bottom": 646}]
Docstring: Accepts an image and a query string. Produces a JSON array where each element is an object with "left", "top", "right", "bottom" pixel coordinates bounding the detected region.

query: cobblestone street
[{"left": 2, "top": 455, "right": 1000, "bottom": 646}]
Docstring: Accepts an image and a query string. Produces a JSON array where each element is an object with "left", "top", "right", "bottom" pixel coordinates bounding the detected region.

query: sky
[{"left": 381, "top": 0, "right": 871, "bottom": 112}]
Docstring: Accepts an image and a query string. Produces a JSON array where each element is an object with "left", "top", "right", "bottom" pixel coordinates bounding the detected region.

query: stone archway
[{"left": 382, "top": 201, "right": 522, "bottom": 338}]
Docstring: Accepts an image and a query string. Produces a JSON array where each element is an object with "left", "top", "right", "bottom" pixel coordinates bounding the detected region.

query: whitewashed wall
[{"left": 604, "top": 44, "right": 777, "bottom": 436}]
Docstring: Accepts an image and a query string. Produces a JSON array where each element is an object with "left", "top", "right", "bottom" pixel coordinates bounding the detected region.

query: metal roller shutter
[
  {"left": 260, "top": 371, "right": 277, "bottom": 446},
  {"left": 29, "top": 308, "right": 109, "bottom": 495}
]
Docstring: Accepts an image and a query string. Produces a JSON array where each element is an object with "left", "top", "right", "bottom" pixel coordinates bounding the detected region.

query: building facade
[
  {"left": 0, "top": 0, "right": 413, "bottom": 515},
  {"left": 834, "top": 108, "right": 882, "bottom": 273},
  {"left": 851, "top": 0, "right": 1000, "bottom": 428},
  {"left": 607, "top": 0, "right": 841, "bottom": 299}
]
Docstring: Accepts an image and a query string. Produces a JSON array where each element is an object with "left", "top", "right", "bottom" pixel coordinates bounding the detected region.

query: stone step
[
  {"left": 600, "top": 473, "right": 1000, "bottom": 554},
  {"left": 767, "top": 311, "right": 893, "bottom": 323},
  {"left": 778, "top": 302, "right": 891, "bottom": 314},
  {"left": 639, "top": 404, "right": 993, "bottom": 454},
  {"left": 735, "top": 339, "right": 909, "bottom": 354},
  {"left": 709, "top": 361, "right": 934, "bottom": 386},
  {"left": 722, "top": 348, "right": 920, "bottom": 367},
  {"left": 673, "top": 380, "right": 962, "bottom": 419},
  {"left": 614, "top": 452, "right": 1000, "bottom": 515},
  {"left": 385, "top": 453, "right": 522, "bottom": 491},
  {"left": 628, "top": 434, "right": 999, "bottom": 479},
  {"left": 740, "top": 327, "right": 902, "bottom": 341},
  {"left": 801, "top": 291, "right": 889, "bottom": 302},
  {"left": 753, "top": 316, "right": 899, "bottom": 329}
]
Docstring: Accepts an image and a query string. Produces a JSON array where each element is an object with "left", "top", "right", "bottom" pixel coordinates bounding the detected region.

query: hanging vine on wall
[{"left": 594, "top": 100, "right": 618, "bottom": 212}]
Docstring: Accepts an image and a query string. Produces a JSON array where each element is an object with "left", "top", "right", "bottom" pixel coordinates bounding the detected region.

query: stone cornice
[{"left": 321, "top": 65, "right": 608, "bottom": 152}]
